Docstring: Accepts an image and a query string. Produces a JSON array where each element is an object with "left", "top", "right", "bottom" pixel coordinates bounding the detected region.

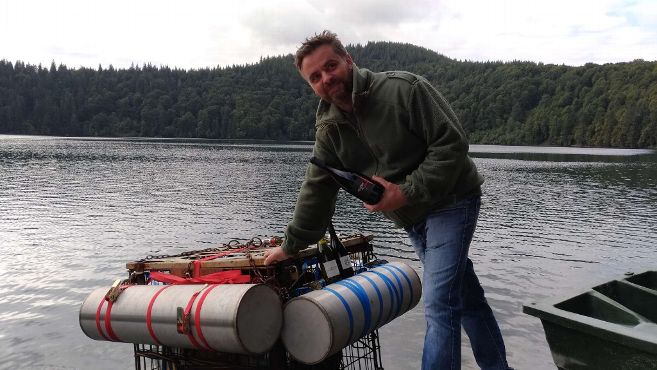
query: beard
[{"left": 326, "top": 67, "right": 353, "bottom": 107}]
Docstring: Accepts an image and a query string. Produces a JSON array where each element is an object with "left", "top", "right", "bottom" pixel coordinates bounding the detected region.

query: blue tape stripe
[
  {"left": 336, "top": 279, "right": 372, "bottom": 339},
  {"left": 385, "top": 264, "right": 414, "bottom": 310},
  {"left": 360, "top": 274, "right": 383, "bottom": 329},
  {"left": 370, "top": 270, "right": 401, "bottom": 322},
  {"left": 324, "top": 287, "right": 353, "bottom": 341},
  {"left": 379, "top": 265, "right": 405, "bottom": 313}
]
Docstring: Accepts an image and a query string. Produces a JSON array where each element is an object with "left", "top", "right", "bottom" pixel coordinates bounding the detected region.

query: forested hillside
[{"left": 1, "top": 42, "right": 656, "bottom": 147}]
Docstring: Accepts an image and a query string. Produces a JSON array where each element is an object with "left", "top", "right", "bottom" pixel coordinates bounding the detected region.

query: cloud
[
  {"left": 403, "top": 0, "right": 657, "bottom": 65},
  {"left": 1, "top": 0, "right": 656, "bottom": 68},
  {"left": 241, "top": 0, "right": 438, "bottom": 51},
  {"left": 308, "top": 0, "right": 432, "bottom": 26},
  {"left": 242, "top": 2, "right": 318, "bottom": 49}
]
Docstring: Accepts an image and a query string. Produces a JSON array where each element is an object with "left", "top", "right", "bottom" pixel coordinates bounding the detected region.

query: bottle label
[
  {"left": 323, "top": 260, "right": 340, "bottom": 278},
  {"left": 339, "top": 255, "right": 353, "bottom": 270}
]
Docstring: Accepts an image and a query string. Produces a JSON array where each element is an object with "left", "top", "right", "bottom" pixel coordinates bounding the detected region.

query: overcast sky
[{"left": 1, "top": 0, "right": 656, "bottom": 70}]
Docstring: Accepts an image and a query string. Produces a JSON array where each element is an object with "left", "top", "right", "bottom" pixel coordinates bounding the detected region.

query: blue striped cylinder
[{"left": 281, "top": 261, "right": 421, "bottom": 364}]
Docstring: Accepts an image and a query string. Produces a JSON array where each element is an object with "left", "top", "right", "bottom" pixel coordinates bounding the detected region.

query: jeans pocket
[{"left": 424, "top": 205, "right": 469, "bottom": 251}]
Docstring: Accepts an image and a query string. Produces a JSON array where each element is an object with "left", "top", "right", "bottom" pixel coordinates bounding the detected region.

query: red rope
[
  {"left": 192, "top": 246, "right": 252, "bottom": 277},
  {"left": 150, "top": 269, "right": 251, "bottom": 285}
]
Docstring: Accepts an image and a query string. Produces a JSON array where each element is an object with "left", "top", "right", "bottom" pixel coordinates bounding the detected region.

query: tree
[{"left": 0, "top": 46, "right": 655, "bottom": 147}]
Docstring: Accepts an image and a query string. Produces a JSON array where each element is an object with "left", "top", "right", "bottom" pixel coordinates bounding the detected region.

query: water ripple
[{"left": 1, "top": 136, "right": 656, "bottom": 370}]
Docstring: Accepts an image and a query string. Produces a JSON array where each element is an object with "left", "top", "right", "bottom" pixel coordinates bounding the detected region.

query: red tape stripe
[
  {"left": 182, "top": 287, "right": 207, "bottom": 350},
  {"left": 104, "top": 300, "right": 121, "bottom": 341},
  {"left": 95, "top": 298, "right": 110, "bottom": 341},
  {"left": 146, "top": 285, "right": 171, "bottom": 345},
  {"left": 194, "top": 284, "right": 220, "bottom": 351},
  {"left": 193, "top": 260, "right": 202, "bottom": 278}
]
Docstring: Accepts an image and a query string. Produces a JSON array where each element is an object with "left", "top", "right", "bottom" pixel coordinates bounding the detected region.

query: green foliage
[{"left": 1, "top": 44, "right": 656, "bottom": 147}]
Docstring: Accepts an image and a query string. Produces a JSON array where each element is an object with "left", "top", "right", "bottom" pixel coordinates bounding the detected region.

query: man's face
[{"left": 300, "top": 44, "right": 353, "bottom": 107}]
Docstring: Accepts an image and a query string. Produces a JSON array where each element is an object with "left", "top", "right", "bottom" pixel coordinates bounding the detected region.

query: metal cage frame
[{"left": 130, "top": 237, "right": 385, "bottom": 370}]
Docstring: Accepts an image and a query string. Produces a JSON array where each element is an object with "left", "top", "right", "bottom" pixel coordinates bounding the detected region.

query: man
[{"left": 265, "top": 30, "right": 512, "bottom": 370}]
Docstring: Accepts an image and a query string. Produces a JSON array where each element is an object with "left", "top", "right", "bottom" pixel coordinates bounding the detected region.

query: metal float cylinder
[
  {"left": 282, "top": 261, "right": 421, "bottom": 364},
  {"left": 79, "top": 283, "right": 282, "bottom": 355}
]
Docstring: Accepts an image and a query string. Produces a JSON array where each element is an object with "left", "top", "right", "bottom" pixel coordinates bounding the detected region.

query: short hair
[{"left": 294, "top": 30, "right": 349, "bottom": 71}]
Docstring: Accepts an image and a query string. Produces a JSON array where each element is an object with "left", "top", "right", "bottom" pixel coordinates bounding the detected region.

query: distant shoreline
[{"left": 2, "top": 134, "right": 654, "bottom": 156}]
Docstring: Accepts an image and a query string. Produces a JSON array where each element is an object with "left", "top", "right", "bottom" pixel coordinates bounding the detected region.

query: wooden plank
[{"left": 126, "top": 235, "right": 374, "bottom": 272}]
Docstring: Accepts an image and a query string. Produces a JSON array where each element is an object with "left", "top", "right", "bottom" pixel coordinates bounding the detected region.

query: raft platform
[{"left": 122, "top": 234, "right": 386, "bottom": 370}]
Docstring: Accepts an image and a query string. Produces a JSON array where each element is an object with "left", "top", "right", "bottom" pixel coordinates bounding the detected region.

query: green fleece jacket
[{"left": 282, "top": 65, "right": 483, "bottom": 255}]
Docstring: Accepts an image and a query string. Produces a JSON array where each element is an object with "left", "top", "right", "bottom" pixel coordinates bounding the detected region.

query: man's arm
[{"left": 265, "top": 128, "right": 340, "bottom": 265}]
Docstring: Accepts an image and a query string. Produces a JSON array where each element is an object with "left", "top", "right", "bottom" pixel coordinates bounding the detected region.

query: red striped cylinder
[{"left": 79, "top": 284, "right": 282, "bottom": 354}]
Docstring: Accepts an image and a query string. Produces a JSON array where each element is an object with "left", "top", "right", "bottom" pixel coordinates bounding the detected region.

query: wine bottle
[
  {"left": 317, "top": 238, "right": 340, "bottom": 283},
  {"left": 310, "top": 157, "right": 384, "bottom": 205},
  {"left": 328, "top": 222, "right": 354, "bottom": 278}
]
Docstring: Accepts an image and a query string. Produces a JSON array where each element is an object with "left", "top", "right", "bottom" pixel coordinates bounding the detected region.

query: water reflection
[{"left": 0, "top": 135, "right": 655, "bottom": 370}]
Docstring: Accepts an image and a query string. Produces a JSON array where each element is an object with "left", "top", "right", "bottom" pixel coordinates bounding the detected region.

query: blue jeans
[{"left": 406, "top": 195, "right": 510, "bottom": 370}]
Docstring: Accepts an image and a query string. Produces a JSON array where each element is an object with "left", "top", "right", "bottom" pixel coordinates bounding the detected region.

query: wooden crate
[{"left": 125, "top": 234, "right": 374, "bottom": 280}]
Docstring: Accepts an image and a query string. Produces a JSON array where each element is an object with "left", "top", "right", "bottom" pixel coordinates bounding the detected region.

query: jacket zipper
[{"left": 351, "top": 112, "right": 380, "bottom": 176}]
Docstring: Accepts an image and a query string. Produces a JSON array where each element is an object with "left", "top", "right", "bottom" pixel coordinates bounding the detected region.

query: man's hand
[
  {"left": 264, "top": 246, "right": 291, "bottom": 265},
  {"left": 364, "top": 176, "right": 408, "bottom": 212}
]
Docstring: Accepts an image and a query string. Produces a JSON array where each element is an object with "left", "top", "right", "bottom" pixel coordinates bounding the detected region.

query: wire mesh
[{"left": 133, "top": 331, "right": 382, "bottom": 370}]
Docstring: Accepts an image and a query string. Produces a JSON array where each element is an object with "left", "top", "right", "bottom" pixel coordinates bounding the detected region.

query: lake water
[{"left": 1, "top": 135, "right": 655, "bottom": 370}]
